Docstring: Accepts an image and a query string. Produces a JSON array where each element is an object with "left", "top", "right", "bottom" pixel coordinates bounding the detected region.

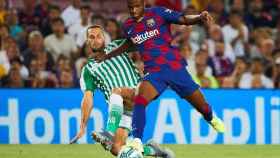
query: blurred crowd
[{"left": 0, "top": 0, "right": 279, "bottom": 89}]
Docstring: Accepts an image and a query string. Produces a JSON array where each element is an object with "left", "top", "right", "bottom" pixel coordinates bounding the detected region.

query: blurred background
[{"left": 0, "top": 0, "right": 279, "bottom": 89}]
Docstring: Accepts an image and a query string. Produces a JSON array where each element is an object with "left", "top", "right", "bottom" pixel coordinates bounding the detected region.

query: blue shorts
[{"left": 143, "top": 68, "right": 200, "bottom": 98}]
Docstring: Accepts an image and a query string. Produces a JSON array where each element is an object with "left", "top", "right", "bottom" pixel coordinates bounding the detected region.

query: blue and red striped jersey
[{"left": 123, "top": 7, "right": 187, "bottom": 72}]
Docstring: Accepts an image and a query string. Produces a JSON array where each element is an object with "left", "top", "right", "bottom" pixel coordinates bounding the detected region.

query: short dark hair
[{"left": 51, "top": 17, "right": 64, "bottom": 25}]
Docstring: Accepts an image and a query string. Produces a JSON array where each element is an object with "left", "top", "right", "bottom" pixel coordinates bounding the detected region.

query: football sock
[
  {"left": 106, "top": 93, "right": 123, "bottom": 134},
  {"left": 132, "top": 95, "right": 148, "bottom": 139}
]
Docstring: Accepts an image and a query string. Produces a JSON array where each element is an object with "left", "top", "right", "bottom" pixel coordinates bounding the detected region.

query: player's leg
[
  {"left": 184, "top": 89, "right": 224, "bottom": 132},
  {"left": 130, "top": 77, "right": 175, "bottom": 158},
  {"left": 106, "top": 88, "right": 125, "bottom": 135},
  {"left": 106, "top": 72, "right": 166, "bottom": 140},
  {"left": 96, "top": 120, "right": 174, "bottom": 157},
  {"left": 94, "top": 86, "right": 174, "bottom": 157},
  {"left": 185, "top": 89, "right": 213, "bottom": 122},
  {"left": 111, "top": 88, "right": 134, "bottom": 155},
  {"left": 92, "top": 88, "right": 134, "bottom": 150},
  {"left": 120, "top": 92, "right": 174, "bottom": 158},
  {"left": 169, "top": 68, "right": 224, "bottom": 132},
  {"left": 132, "top": 79, "right": 165, "bottom": 139},
  {"left": 92, "top": 88, "right": 128, "bottom": 151},
  {"left": 112, "top": 87, "right": 174, "bottom": 157},
  {"left": 111, "top": 127, "right": 129, "bottom": 155}
]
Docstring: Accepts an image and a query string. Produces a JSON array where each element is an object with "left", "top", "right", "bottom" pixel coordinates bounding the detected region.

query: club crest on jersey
[{"left": 146, "top": 18, "right": 156, "bottom": 27}]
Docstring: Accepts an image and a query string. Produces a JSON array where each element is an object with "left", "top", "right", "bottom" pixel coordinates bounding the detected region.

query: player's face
[
  {"left": 87, "top": 27, "right": 105, "bottom": 51},
  {"left": 127, "top": 0, "right": 144, "bottom": 21}
]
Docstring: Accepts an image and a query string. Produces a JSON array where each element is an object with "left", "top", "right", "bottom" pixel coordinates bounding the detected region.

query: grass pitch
[{"left": 0, "top": 144, "right": 279, "bottom": 158}]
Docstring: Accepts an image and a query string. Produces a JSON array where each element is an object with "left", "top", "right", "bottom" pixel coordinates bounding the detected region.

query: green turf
[{"left": 0, "top": 144, "right": 279, "bottom": 158}]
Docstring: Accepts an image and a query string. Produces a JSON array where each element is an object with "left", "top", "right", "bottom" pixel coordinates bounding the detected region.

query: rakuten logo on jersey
[{"left": 131, "top": 29, "right": 160, "bottom": 44}]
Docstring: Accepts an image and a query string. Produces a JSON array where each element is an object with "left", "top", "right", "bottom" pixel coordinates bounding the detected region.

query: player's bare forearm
[
  {"left": 95, "top": 39, "right": 133, "bottom": 62},
  {"left": 80, "top": 91, "right": 93, "bottom": 128},
  {"left": 180, "top": 14, "right": 202, "bottom": 25},
  {"left": 179, "top": 11, "right": 213, "bottom": 28},
  {"left": 69, "top": 91, "right": 93, "bottom": 144}
]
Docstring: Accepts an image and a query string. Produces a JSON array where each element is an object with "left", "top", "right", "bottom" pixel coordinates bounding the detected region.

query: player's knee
[
  {"left": 112, "top": 88, "right": 122, "bottom": 95},
  {"left": 111, "top": 141, "right": 125, "bottom": 156},
  {"left": 111, "top": 147, "right": 118, "bottom": 156},
  {"left": 112, "top": 88, "right": 135, "bottom": 100},
  {"left": 123, "top": 98, "right": 134, "bottom": 111},
  {"left": 134, "top": 94, "right": 149, "bottom": 106}
]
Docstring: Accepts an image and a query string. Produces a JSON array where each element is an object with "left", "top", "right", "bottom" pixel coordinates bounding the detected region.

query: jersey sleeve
[
  {"left": 80, "top": 66, "right": 97, "bottom": 92},
  {"left": 154, "top": 7, "right": 183, "bottom": 24}
]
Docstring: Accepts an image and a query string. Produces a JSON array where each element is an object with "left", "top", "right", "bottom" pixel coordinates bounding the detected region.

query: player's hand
[
  {"left": 69, "top": 126, "right": 85, "bottom": 144},
  {"left": 200, "top": 11, "right": 213, "bottom": 28}
]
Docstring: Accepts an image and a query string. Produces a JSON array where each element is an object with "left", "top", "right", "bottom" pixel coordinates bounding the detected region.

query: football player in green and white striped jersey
[
  {"left": 80, "top": 38, "right": 140, "bottom": 103},
  {"left": 70, "top": 25, "right": 173, "bottom": 158}
]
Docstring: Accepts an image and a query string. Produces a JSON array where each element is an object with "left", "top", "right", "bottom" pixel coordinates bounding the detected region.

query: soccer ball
[{"left": 117, "top": 146, "right": 144, "bottom": 158}]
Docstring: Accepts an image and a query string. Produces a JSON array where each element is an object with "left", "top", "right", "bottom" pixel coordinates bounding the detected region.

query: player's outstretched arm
[
  {"left": 95, "top": 39, "right": 133, "bottom": 62},
  {"left": 70, "top": 91, "right": 93, "bottom": 144},
  {"left": 179, "top": 11, "right": 213, "bottom": 28}
]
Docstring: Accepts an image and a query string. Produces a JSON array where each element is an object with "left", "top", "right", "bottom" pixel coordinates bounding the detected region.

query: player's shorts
[{"left": 143, "top": 67, "right": 200, "bottom": 98}]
